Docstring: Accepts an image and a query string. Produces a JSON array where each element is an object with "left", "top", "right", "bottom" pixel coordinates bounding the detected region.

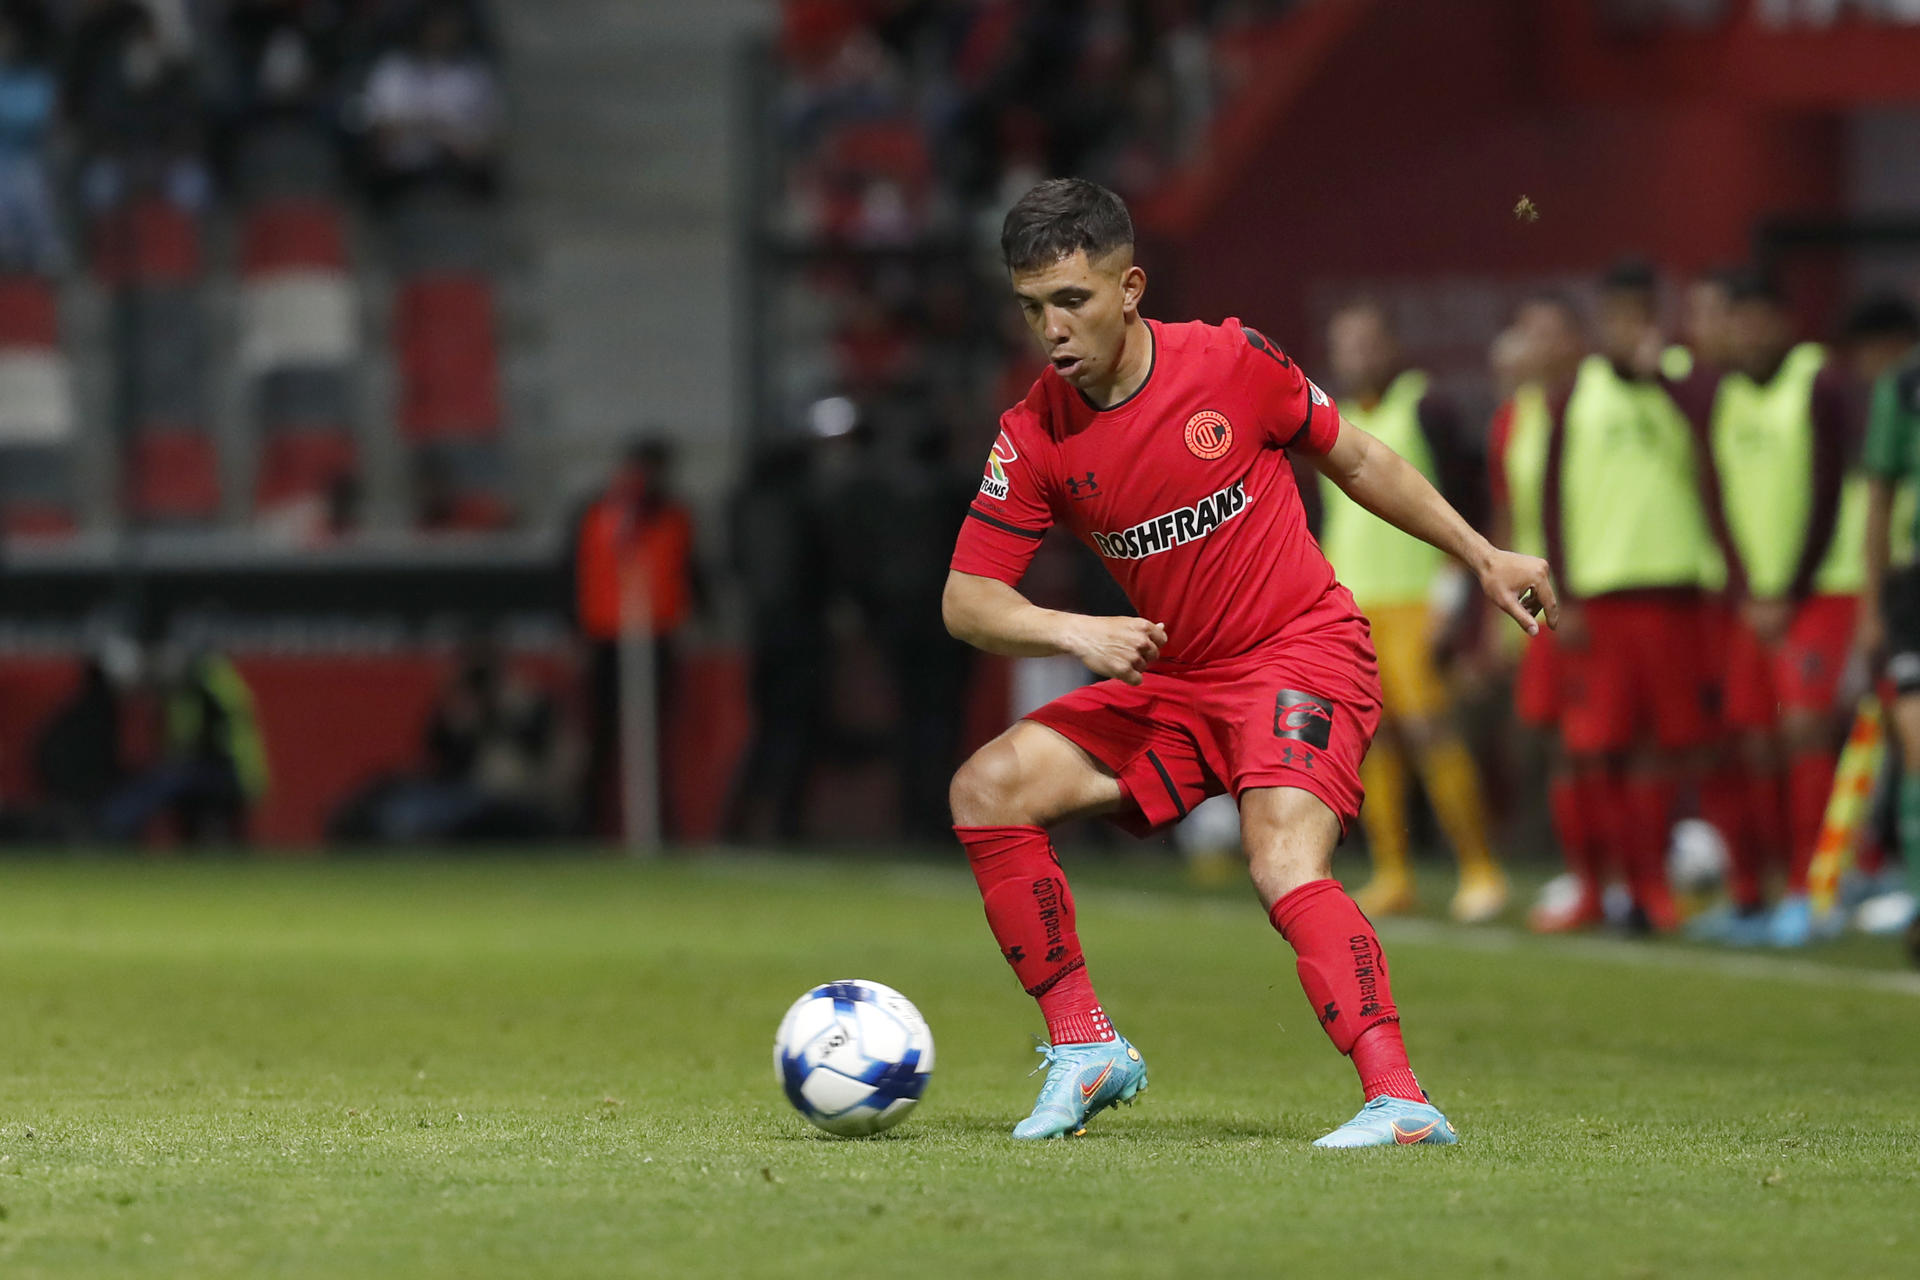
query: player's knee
[{"left": 949, "top": 740, "right": 1026, "bottom": 827}]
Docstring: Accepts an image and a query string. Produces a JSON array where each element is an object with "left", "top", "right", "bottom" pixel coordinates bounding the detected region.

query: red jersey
[{"left": 950, "top": 316, "right": 1359, "bottom": 666}]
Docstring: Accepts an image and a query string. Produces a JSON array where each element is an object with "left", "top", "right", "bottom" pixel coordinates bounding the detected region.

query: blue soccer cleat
[
  {"left": 1012, "top": 1037, "right": 1148, "bottom": 1139},
  {"left": 1767, "top": 893, "right": 1814, "bottom": 948},
  {"left": 1312, "top": 1096, "right": 1458, "bottom": 1149}
]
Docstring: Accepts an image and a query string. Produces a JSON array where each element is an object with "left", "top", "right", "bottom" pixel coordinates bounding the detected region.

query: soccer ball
[
  {"left": 773, "top": 979, "right": 934, "bottom": 1137},
  {"left": 1668, "top": 818, "right": 1729, "bottom": 895}
]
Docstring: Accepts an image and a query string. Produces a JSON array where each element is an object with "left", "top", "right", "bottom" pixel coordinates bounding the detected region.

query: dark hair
[
  {"left": 1723, "top": 266, "right": 1784, "bottom": 306},
  {"left": 1600, "top": 258, "right": 1658, "bottom": 296},
  {"left": 1000, "top": 178, "right": 1134, "bottom": 274},
  {"left": 1841, "top": 291, "right": 1920, "bottom": 343}
]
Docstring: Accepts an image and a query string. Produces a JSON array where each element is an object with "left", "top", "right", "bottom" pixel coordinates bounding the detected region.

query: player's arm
[
  {"left": 1307, "top": 415, "right": 1558, "bottom": 635},
  {"left": 941, "top": 570, "right": 1167, "bottom": 686}
]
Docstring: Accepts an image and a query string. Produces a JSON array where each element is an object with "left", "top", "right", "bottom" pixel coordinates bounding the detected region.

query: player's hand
[
  {"left": 1065, "top": 616, "right": 1168, "bottom": 686},
  {"left": 1477, "top": 548, "right": 1558, "bottom": 637},
  {"left": 1741, "top": 597, "right": 1791, "bottom": 647}
]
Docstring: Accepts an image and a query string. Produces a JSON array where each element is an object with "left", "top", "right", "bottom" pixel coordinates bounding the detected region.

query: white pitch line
[{"left": 873, "top": 863, "right": 1920, "bottom": 1000}]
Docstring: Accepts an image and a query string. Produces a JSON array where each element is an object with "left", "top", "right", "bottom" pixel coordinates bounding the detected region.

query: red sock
[
  {"left": 1746, "top": 768, "right": 1788, "bottom": 886},
  {"left": 1549, "top": 773, "right": 1601, "bottom": 903},
  {"left": 955, "top": 825, "right": 1113, "bottom": 1045},
  {"left": 1578, "top": 769, "right": 1624, "bottom": 895},
  {"left": 1621, "top": 774, "right": 1679, "bottom": 927},
  {"left": 1700, "top": 765, "right": 1761, "bottom": 908},
  {"left": 1269, "top": 879, "right": 1423, "bottom": 1102},
  {"left": 1785, "top": 750, "right": 1836, "bottom": 895}
]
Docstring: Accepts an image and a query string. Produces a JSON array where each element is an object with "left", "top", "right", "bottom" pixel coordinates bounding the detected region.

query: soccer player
[
  {"left": 1318, "top": 298, "right": 1507, "bottom": 923},
  {"left": 1704, "top": 271, "right": 1865, "bottom": 946},
  {"left": 1857, "top": 298, "right": 1920, "bottom": 966},
  {"left": 1542, "top": 262, "right": 1741, "bottom": 934},
  {"left": 943, "top": 179, "right": 1554, "bottom": 1146},
  {"left": 1485, "top": 295, "right": 1598, "bottom": 931}
]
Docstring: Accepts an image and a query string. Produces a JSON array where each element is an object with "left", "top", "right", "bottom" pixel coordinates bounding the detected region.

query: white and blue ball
[{"left": 774, "top": 979, "right": 934, "bottom": 1136}]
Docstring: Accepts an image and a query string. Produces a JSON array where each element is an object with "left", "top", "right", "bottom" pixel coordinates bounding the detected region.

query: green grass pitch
[{"left": 1, "top": 853, "right": 1916, "bottom": 1278}]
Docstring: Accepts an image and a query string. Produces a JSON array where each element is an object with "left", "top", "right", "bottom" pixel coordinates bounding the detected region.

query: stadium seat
[
  {"left": 394, "top": 274, "right": 501, "bottom": 437},
  {"left": 0, "top": 348, "right": 76, "bottom": 443},
  {"left": 127, "top": 427, "right": 221, "bottom": 522},
  {"left": 255, "top": 427, "right": 358, "bottom": 509},
  {"left": 0, "top": 275, "right": 59, "bottom": 347},
  {"left": 238, "top": 274, "right": 358, "bottom": 373},
  {"left": 0, "top": 443, "right": 76, "bottom": 536},
  {"left": 239, "top": 199, "right": 350, "bottom": 276},
  {"left": 92, "top": 197, "right": 202, "bottom": 287},
  {"left": 411, "top": 437, "right": 511, "bottom": 531}
]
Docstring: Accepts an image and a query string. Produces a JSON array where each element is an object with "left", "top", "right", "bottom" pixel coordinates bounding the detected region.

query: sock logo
[
  {"left": 1031, "top": 877, "right": 1065, "bottom": 955},
  {"left": 1003, "top": 945, "right": 1025, "bottom": 964},
  {"left": 1025, "top": 955, "right": 1085, "bottom": 999},
  {"left": 1274, "top": 690, "right": 1335, "bottom": 749},
  {"left": 1350, "top": 934, "right": 1385, "bottom": 1019},
  {"left": 1318, "top": 1001, "right": 1340, "bottom": 1026}
]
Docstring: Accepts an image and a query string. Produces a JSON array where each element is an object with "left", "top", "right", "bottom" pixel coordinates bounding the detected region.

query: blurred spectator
[
  {"left": 213, "top": 0, "right": 346, "bottom": 150},
  {"left": 359, "top": 0, "right": 499, "bottom": 209},
  {"left": 570, "top": 438, "right": 699, "bottom": 840},
  {"left": 328, "top": 636, "right": 577, "bottom": 843},
  {"left": 65, "top": 0, "right": 210, "bottom": 217},
  {"left": 0, "top": 3, "right": 63, "bottom": 271},
  {"left": 99, "top": 645, "right": 268, "bottom": 845},
  {"left": 725, "top": 438, "right": 832, "bottom": 842}
]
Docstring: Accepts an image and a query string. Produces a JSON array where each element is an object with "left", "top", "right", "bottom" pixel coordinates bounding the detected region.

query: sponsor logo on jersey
[
  {"left": 979, "top": 430, "right": 1018, "bottom": 500},
  {"left": 1089, "top": 479, "right": 1247, "bottom": 560},
  {"left": 1183, "top": 410, "right": 1233, "bottom": 460}
]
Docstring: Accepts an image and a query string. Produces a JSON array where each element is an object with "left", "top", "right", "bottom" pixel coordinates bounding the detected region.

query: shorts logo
[
  {"left": 979, "top": 431, "right": 1017, "bottom": 501},
  {"left": 1183, "top": 410, "right": 1233, "bottom": 460},
  {"left": 1273, "top": 690, "right": 1334, "bottom": 749}
]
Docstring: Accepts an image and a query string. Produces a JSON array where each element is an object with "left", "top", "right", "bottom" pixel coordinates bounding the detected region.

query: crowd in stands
[{"left": 0, "top": 0, "right": 512, "bottom": 539}]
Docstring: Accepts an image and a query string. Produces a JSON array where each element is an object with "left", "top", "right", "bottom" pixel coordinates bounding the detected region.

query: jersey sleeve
[
  {"left": 1862, "top": 365, "right": 1916, "bottom": 480},
  {"left": 1234, "top": 321, "right": 1340, "bottom": 454},
  {"left": 950, "top": 416, "right": 1054, "bottom": 585}
]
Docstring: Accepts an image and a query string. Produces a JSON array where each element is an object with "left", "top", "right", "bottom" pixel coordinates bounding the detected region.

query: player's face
[
  {"left": 1327, "top": 307, "right": 1397, "bottom": 397},
  {"left": 1597, "top": 291, "right": 1656, "bottom": 367},
  {"left": 1684, "top": 281, "right": 1733, "bottom": 366},
  {"left": 1009, "top": 248, "right": 1144, "bottom": 392},
  {"left": 1517, "top": 301, "right": 1584, "bottom": 386},
  {"left": 1727, "top": 300, "right": 1792, "bottom": 377},
  {"left": 1852, "top": 336, "right": 1916, "bottom": 386}
]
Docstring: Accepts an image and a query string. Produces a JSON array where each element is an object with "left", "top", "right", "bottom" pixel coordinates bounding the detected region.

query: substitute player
[
  {"left": 1318, "top": 298, "right": 1507, "bottom": 924},
  {"left": 1486, "top": 295, "right": 1599, "bottom": 930},
  {"left": 1706, "top": 272, "right": 1864, "bottom": 946},
  {"left": 1858, "top": 311, "right": 1920, "bottom": 967},
  {"left": 1543, "top": 262, "right": 1742, "bottom": 934},
  {"left": 944, "top": 179, "right": 1554, "bottom": 1146}
]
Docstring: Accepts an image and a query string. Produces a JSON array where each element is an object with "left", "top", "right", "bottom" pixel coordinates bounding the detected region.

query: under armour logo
[{"left": 1064, "top": 471, "right": 1099, "bottom": 499}]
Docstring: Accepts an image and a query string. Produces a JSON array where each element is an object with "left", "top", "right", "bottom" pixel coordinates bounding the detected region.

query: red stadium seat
[
  {"left": 0, "top": 276, "right": 59, "bottom": 348},
  {"left": 239, "top": 199, "right": 350, "bottom": 277},
  {"left": 828, "top": 120, "right": 931, "bottom": 190},
  {"left": 127, "top": 427, "right": 221, "bottom": 521},
  {"left": 92, "top": 198, "right": 202, "bottom": 286},
  {"left": 255, "top": 428, "right": 357, "bottom": 508},
  {"left": 394, "top": 274, "right": 501, "bottom": 438}
]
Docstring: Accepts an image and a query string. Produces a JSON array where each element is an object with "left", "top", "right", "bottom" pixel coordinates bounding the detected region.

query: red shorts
[
  {"left": 1558, "top": 593, "right": 1714, "bottom": 755},
  {"left": 1723, "top": 594, "right": 1858, "bottom": 730},
  {"left": 1025, "top": 617, "right": 1382, "bottom": 836},
  {"left": 1515, "top": 628, "right": 1560, "bottom": 728}
]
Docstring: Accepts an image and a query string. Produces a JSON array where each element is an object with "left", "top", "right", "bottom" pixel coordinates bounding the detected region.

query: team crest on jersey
[
  {"left": 1184, "top": 410, "right": 1233, "bottom": 460},
  {"left": 1307, "top": 379, "right": 1331, "bottom": 407},
  {"left": 979, "top": 430, "right": 1017, "bottom": 501}
]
